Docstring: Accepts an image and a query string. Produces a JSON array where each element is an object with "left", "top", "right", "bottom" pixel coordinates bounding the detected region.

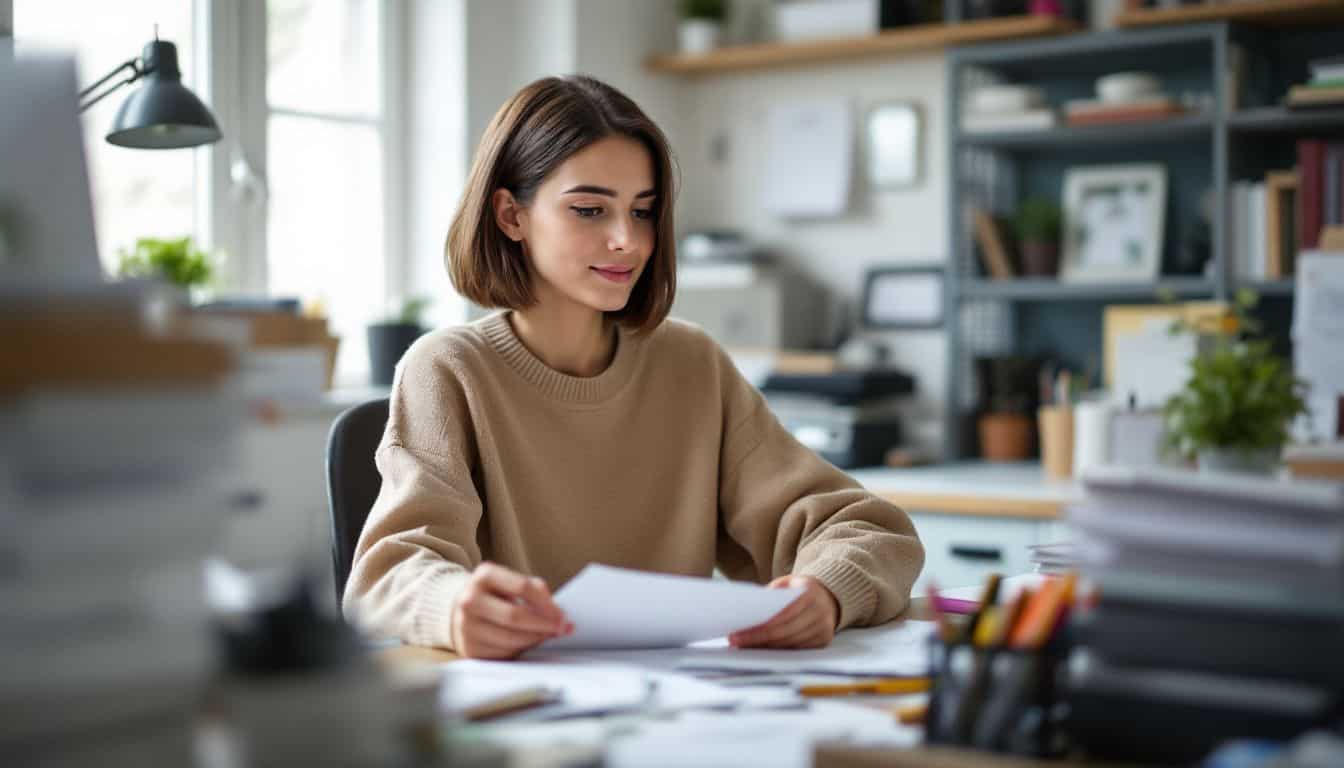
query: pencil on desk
[{"left": 798, "top": 677, "right": 932, "bottom": 697}]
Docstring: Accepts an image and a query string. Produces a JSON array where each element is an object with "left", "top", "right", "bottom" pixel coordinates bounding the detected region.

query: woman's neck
[{"left": 510, "top": 300, "right": 616, "bottom": 378}]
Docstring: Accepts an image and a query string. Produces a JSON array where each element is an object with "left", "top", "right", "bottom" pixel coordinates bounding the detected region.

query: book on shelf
[
  {"left": 1063, "top": 95, "right": 1188, "bottom": 126},
  {"left": 1296, "top": 138, "right": 1344, "bottom": 250},
  {"left": 1266, "top": 170, "right": 1300, "bottom": 280},
  {"left": 961, "top": 108, "right": 1057, "bottom": 133},
  {"left": 1286, "top": 84, "right": 1344, "bottom": 109},
  {"left": 970, "top": 208, "right": 1016, "bottom": 280}
]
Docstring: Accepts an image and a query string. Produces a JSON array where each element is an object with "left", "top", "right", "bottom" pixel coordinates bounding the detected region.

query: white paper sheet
[
  {"left": 764, "top": 99, "right": 852, "bottom": 218},
  {"left": 671, "top": 620, "right": 937, "bottom": 677},
  {"left": 442, "top": 660, "right": 745, "bottom": 721},
  {"left": 540, "top": 565, "right": 803, "bottom": 651},
  {"left": 606, "top": 701, "right": 919, "bottom": 768}
]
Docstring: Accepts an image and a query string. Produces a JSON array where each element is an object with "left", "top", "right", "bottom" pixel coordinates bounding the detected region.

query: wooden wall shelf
[
  {"left": 645, "top": 15, "right": 1078, "bottom": 76},
  {"left": 1115, "top": 0, "right": 1344, "bottom": 29}
]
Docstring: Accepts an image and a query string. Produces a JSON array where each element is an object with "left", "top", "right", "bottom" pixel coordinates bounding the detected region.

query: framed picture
[
  {"left": 865, "top": 102, "right": 921, "bottom": 189},
  {"left": 861, "top": 266, "right": 944, "bottom": 329},
  {"left": 1061, "top": 164, "right": 1167, "bottom": 283}
]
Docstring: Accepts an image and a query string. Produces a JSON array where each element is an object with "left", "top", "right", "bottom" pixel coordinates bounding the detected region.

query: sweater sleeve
[
  {"left": 340, "top": 342, "right": 483, "bottom": 650},
  {"left": 713, "top": 350, "right": 925, "bottom": 630}
]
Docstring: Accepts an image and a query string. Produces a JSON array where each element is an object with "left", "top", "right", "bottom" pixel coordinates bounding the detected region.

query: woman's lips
[{"left": 591, "top": 266, "right": 634, "bottom": 283}]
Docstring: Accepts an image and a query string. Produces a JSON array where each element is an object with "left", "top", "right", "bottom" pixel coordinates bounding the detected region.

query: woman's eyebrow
[{"left": 561, "top": 184, "right": 657, "bottom": 199}]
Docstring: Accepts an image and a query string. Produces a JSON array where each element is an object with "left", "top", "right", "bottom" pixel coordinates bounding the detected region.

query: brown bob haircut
[{"left": 446, "top": 75, "right": 678, "bottom": 335}]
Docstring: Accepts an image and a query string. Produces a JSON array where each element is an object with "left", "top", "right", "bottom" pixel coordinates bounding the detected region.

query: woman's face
[{"left": 500, "top": 135, "right": 657, "bottom": 315}]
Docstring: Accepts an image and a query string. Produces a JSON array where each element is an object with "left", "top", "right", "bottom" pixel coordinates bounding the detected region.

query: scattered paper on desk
[
  {"left": 541, "top": 565, "right": 802, "bottom": 650},
  {"left": 764, "top": 99, "right": 852, "bottom": 218},
  {"left": 673, "top": 620, "right": 937, "bottom": 677},
  {"left": 442, "top": 660, "right": 743, "bottom": 721}
]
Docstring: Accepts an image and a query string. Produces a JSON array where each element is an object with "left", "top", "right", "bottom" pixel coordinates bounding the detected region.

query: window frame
[{"left": 205, "top": 0, "right": 405, "bottom": 318}]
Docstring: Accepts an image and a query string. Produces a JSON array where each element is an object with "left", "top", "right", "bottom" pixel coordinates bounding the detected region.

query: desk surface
[{"left": 850, "top": 462, "right": 1080, "bottom": 520}]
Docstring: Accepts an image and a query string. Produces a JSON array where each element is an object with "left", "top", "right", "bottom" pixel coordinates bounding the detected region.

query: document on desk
[
  {"left": 540, "top": 565, "right": 803, "bottom": 650},
  {"left": 673, "top": 620, "right": 937, "bottom": 677}
]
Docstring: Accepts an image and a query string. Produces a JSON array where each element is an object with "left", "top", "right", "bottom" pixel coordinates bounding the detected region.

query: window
[
  {"left": 263, "top": 0, "right": 395, "bottom": 383},
  {"left": 17, "top": 0, "right": 402, "bottom": 385},
  {"left": 13, "top": 0, "right": 201, "bottom": 275}
]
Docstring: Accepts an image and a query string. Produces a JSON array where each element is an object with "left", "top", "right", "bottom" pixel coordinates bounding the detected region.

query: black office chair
[{"left": 326, "top": 397, "right": 390, "bottom": 606}]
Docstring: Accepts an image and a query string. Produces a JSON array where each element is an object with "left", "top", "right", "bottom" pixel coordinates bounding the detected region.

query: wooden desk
[{"left": 849, "top": 462, "right": 1081, "bottom": 520}]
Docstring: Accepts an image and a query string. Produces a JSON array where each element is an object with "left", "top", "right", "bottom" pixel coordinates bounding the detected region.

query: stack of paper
[
  {"left": 1294, "top": 252, "right": 1344, "bottom": 440},
  {"left": 0, "top": 289, "right": 242, "bottom": 765},
  {"left": 1066, "top": 465, "right": 1344, "bottom": 763}
]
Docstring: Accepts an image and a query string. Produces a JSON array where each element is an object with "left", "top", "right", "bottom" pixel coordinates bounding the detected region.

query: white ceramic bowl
[
  {"left": 967, "top": 85, "right": 1045, "bottom": 115},
  {"left": 1096, "top": 72, "right": 1161, "bottom": 103}
]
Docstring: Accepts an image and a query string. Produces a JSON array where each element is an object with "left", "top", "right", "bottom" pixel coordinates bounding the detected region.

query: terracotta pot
[
  {"left": 1020, "top": 240, "right": 1059, "bottom": 277},
  {"left": 978, "top": 412, "right": 1034, "bottom": 461}
]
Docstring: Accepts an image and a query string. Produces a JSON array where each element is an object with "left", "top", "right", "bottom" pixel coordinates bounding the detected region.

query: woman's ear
[{"left": 492, "top": 188, "right": 525, "bottom": 242}]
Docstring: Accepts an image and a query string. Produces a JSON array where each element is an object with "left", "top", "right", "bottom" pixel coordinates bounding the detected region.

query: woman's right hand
[{"left": 451, "top": 562, "right": 573, "bottom": 659}]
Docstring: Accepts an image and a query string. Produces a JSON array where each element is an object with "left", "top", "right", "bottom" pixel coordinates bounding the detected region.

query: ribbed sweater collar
[{"left": 477, "top": 311, "right": 643, "bottom": 404}]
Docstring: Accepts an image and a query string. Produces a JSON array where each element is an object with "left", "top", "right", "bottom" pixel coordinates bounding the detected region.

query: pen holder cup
[
  {"left": 1037, "top": 405, "right": 1074, "bottom": 479},
  {"left": 925, "top": 632, "right": 1071, "bottom": 758}
]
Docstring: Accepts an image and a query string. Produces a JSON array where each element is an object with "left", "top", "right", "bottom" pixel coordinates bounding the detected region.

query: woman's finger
[
  {"left": 465, "top": 592, "right": 566, "bottom": 636},
  {"left": 730, "top": 593, "right": 811, "bottom": 644},
  {"left": 734, "top": 603, "right": 820, "bottom": 647},
  {"left": 479, "top": 565, "right": 566, "bottom": 625},
  {"left": 465, "top": 616, "right": 551, "bottom": 654}
]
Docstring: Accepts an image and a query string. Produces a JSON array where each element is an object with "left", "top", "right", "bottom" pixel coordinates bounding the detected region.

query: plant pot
[
  {"left": 978, "top": 412, "right": 1034, "bottom": 462},
  {"left": 367, "top": 323, "right": 424, "bottom": 387},
  {"left": 1197, "top": 447, "right": 1279, "bottom": 476},
  {"left": 679, "top": 19, "right": 721, "bottom": 54},
  {"left": 1020, "top": 240, "right": 1060, "bottom": 277}
]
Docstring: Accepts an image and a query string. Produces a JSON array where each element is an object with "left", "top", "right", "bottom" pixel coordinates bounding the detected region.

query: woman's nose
[{"left": 608, "top": 219, "right": 632, "bottom": 252}]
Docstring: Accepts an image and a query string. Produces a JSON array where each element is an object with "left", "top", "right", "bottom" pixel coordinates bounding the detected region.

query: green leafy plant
[
  {"left": 682, "top": 0, "right": 726, "bottom": 21},
  {"left": 382, "top": 296, "right": 432, "bottom": 326},
  {"left": 115, "top": 236, "right": 213, "bottom": 288},
  {"left": 1162, "top": 290, "right": 1308, "bottom": 460},
  {"left": 1014, "top": 198, "right": 1062, "bottom": 244}
]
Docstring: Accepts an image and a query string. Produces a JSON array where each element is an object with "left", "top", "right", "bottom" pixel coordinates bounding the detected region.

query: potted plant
[
  {"left": 680, "top": 0, "right": 726, "bottom": 54},
  {"left": 367, "top": 296, "right": 431, "bottom": 387},
  {"left": 1162, "top": 291, "right": 1309, "bottom": 474},
  {"left": 1014, "top": 198, "right": 1062, "bottom": 277},
  {"left": 115, "top": 236, "right": 215, "bottom": 302}
]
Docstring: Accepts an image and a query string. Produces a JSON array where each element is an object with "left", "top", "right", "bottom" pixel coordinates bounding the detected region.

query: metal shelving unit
[{"left": 941, "top": 18, "right": 1340, "bottom": 459}]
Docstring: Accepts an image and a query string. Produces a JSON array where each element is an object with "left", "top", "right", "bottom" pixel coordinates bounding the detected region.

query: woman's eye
[
  {"left": 572, "top": 206, "right": 603, "bottom": 218},
  {"left": 633, "top": 209, "right": 654, "bottom": 221}
]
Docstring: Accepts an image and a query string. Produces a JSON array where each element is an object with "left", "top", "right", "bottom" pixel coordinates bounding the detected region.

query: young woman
[{"left": 343, "top": 75, "right": 923, "bottom": 660}]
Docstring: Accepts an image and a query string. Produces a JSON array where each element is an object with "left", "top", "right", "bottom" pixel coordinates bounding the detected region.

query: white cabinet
[
  {"left": 907, "top": 512, "right": 1064, "bottom": 593},
  {"left": 220, "top": 407, "right": 345, "bottom": 612}
]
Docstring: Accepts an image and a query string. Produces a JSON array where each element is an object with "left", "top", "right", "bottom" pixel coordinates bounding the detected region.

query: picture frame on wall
[
  {"left": 861, "top": 266, "right": 944, "bottom": 329},
  {"left": 1061, "top": 163, "right": 1167, "bottom": 283}
]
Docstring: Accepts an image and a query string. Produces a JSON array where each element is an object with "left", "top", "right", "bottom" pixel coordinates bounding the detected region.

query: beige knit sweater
[{"left": 342, "top": 311, "right": 924, "bottom": 649}]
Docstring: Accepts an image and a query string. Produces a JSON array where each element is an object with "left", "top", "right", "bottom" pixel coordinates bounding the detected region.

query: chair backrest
[{"left": 326, "top": 397, "right": 390, "bottom": 606}]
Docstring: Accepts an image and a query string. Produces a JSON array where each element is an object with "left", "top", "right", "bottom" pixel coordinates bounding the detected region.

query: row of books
[
  {"left": 1066, "top": 466, "right": 1344, "bottom": 764},
  {"left": 1229, "top": 173, "right": 1298, "bottom": 281}
]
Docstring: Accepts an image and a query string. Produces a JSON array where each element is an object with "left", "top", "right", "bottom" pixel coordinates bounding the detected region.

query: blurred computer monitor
[{"left": 0, "top": 53, "right": 101, "bottom": 283}]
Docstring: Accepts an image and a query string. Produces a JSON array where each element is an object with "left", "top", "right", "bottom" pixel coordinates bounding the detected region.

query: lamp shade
[{"left": 106, "top": 40, "right": 221, "bottom": 149}]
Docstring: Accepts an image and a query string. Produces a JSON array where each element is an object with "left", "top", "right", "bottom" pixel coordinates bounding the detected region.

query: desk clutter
[
  {"left": 0, "top": 283, "right": 425, "bottom": 766},
  {"left": 0, "top": 286, "right": 241, "bottom": 765},
  {"left": 1067, "top": 466, "right": 1344, "bottom": 765},
  {"left": 925, "top": 573, "right": 1077, "bottom": 758}
]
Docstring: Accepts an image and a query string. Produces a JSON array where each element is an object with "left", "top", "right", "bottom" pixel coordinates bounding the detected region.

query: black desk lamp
[{"left": 78, "top": 33, "right": 221, "bottom": 149}]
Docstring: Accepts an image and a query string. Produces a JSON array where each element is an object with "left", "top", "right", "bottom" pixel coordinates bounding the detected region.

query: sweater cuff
[
  {"left": 408, "top": 567, "right": 472, "bottom": 649},
  {"left": 797, "top": 558, "right": 877, "bottom": 631}
]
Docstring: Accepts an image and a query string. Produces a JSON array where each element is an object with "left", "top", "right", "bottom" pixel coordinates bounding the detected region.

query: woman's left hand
[{"left": 728, "top": 575, "right": 840, "bottom": 649}]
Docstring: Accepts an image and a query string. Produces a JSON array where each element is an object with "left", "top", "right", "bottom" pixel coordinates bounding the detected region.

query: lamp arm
[{"left": 78, "top": 58, "right": 151, "bottom": 113}]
